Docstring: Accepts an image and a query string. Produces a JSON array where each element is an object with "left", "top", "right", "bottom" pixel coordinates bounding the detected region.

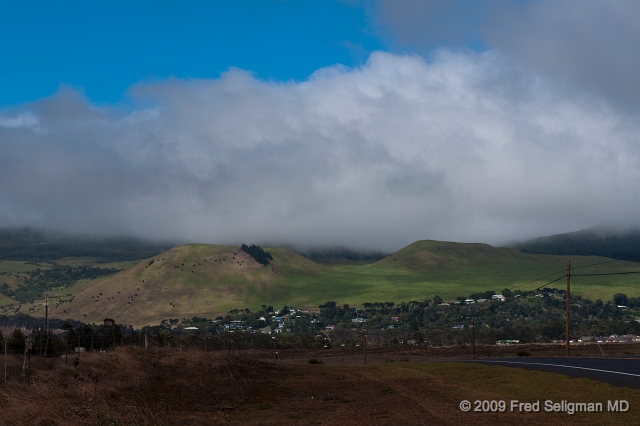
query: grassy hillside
[
  {"left": 17, "top": 240, "right": 640, "bottom": 326},
  {"left": 31, "top": 244, "right": 333, "bottom": 325}
]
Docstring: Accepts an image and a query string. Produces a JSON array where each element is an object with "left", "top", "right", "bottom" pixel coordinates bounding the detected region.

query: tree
[
  {"left": 319, "top": 301, "right": 337, "bottom": 319},
  {"left": 614, "top": 293, "right": 629, "bottom": 306},
  {"left": 433, "top": 295, "right": 443, "bottom": 305},
  {"left": 241, "top": 244, "right": 273, "bottom": 266},
  {"left": 8, "top": 329, "right": 26, "bottom": 352}
]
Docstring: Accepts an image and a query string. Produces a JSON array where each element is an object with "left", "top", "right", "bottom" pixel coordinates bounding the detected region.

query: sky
[{"left": 1, "top": 0, "right": 639, "bottom": 251}]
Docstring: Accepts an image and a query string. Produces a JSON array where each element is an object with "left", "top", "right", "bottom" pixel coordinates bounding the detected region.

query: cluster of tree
[
  {"left": 612, "top": 293, "right": 640, "bottom": 308},
  {"left": 0, "top": 264, "right": 120, "bottom": 303},
  {"left": 0, "top": 227, "right": 173, "bottom": 262},
  {"left": 241, "top": 244, "right": 273, "bottom": 266},
  {"left": 0, "top": 317, "right": 130, "bottom": 356}
]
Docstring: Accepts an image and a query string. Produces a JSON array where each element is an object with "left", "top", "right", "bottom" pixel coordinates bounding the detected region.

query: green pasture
[
  {"left": 9, "top": 240, "right": 640, "bottom": 324},
  {"left": 0, "top": 260, "right": 47, "bottom": 274}
]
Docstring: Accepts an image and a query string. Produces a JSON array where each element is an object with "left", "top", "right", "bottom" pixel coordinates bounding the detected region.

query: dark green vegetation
[
  {"left": 514, "top": 226, "right": 640, "bottom": 261},
  {"left": 0, "top": 228, "right": 173, "bottom": 262},
  {"left": 0, "top": 317, "right": 124, "bottom": 357},
  {"left": 0, "top": 263, "right": 119, "bottom": 303},
  {"left": 241, "top": 243, "right": 273, "bottom": 266}
]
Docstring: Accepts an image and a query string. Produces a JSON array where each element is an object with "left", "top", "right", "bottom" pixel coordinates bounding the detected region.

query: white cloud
[
  {"left": 372, "top": 0, "right": 640, "bottom": 111},
  {"left": 0, "top": 50, "right": 638, "bottom": 251},
  {"left": 0, "top": 112, "right": 39, "bottom": 130}
]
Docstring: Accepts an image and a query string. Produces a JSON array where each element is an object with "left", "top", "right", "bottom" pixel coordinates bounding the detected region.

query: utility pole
[
  {"left": 43, "top": 294, "right": 49, "bottom": 359},
  {"left": 273, "top": 338, "right": 277, "bottom": 362},
  {"left": 363, "top": 329, "right": 367, "bottom": 365},
  {"left": 566, "top": 259, "right": 571, "bottom": 357},
  {"left": 23, "top": 338, "right": 32, "bottom": 384},
  {"left": 472, "top": 304, "right": 476, "bottom": 356}
]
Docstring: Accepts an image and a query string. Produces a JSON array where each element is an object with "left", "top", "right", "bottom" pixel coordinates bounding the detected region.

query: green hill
[{"left": 17, "top": 240, "right": 640, "bottom": 326}]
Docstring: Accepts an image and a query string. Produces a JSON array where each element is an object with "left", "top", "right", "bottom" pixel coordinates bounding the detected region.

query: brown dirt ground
[{"left": 1, "top": 344, "right": 639, "bottom": 425}]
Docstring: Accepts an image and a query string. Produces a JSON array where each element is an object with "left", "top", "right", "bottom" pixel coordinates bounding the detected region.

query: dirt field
[{"left": 1, "top": 344, "right": 639, "bottom": 425}]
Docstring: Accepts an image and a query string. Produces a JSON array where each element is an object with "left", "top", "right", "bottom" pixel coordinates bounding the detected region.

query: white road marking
[{"left": 470, "top": 360, "right": 640, "bottom": 378}]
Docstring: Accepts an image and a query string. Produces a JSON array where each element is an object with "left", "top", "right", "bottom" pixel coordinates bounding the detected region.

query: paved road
[{"left": 464, "top": 357, "right": 640, "bottom": 389}]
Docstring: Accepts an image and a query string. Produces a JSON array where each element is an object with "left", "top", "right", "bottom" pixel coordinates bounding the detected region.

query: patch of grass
[{"left": 308, "top": 358, "right": 323, "bottom": 364}]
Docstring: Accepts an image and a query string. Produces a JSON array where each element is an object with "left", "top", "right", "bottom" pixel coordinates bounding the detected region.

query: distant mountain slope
[
  {"left": 375, "top": 240, "right": 528, "bottom": 269},
  {"left": 0, "top": 228, "right": 173, "bottom": 262},
  {"left": 44, "top": 244, "right": 331, "bottom": 325},
  {"left": 22, "top": 240, "right": 640, "bottom": 326},
  {"left": 512, "top": 228, "right": 640, "bottom": 261},
  {"left": 294, "top": 246, "right": 387, "bottom": 265}
]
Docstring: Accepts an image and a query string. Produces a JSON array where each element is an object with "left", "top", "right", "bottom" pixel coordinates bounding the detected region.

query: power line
[
  {"left": 569, "top": 253, "right": 640, "bottom": 271},
  {"left": 573, "top": 271, "right": 640, "bottom": 276},
  {"left": 410, "top": 274, "right": 570, "bottom": 334}
]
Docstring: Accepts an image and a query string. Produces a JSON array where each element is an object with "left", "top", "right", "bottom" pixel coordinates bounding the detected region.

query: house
[
  {"left": 325, "top": 325, "right": 335, "bottom": 330},
  {"left": 351, "top": 318, "right": 366, "bottom": 323},
  {"left": 391, "top": 316, "right": 400, "bottom": 322}
]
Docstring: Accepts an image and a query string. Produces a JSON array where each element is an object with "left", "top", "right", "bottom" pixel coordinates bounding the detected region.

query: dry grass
[
  {"left": 0, "top": 347, "right": 272, "bottom": 426},
  {"left": 2, "top": 346, "right": 640, "bottom": 425}
]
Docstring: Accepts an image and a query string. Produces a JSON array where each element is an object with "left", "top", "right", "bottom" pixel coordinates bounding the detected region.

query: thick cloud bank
[{"left": 1, "top": 51, "right": 639, "bottom": 251}]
